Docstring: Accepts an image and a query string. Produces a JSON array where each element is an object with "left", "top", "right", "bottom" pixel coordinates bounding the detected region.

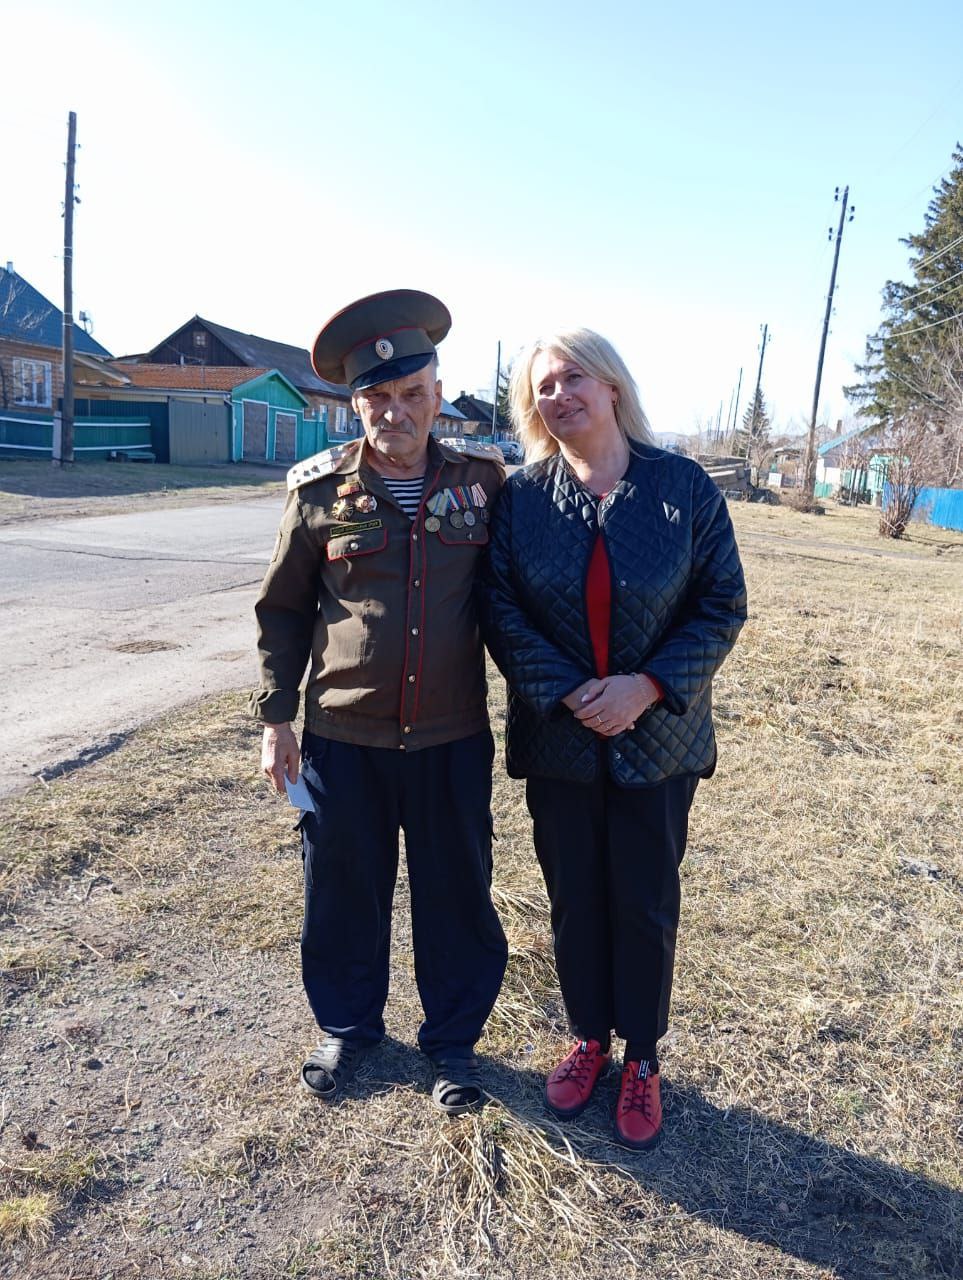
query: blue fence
[{"left": 884, "top": 484, "right": 963, "bottom": 532}]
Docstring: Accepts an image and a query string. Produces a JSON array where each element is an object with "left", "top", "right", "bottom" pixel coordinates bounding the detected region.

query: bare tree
[
  {"left": 872, "top": 326, "right": 963, "bottom": 488},
  {"left": 916, "top": 328, "right": 963, "bottom": 487},
  {"left": 877, "top": 414, "right": 939, "bottom": 538}
]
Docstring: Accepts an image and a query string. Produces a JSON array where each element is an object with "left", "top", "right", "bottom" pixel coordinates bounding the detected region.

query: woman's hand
[
  {"left": 561, "top": 679, "right": 606, "bottom": 712},
  {"left": 572, "top": 674, "right": 660, "bottom": 736}
]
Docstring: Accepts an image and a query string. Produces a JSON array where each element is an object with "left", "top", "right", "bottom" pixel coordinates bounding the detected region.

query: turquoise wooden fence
[{"left": 0, "top": 413, "right": 153, "bottom": 460}]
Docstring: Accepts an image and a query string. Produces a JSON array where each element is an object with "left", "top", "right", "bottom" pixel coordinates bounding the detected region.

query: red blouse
[
  {"left": 584, "top": 529, "right": 664, "bottom": 702},
  {"left": 586, "top": 532, "right": 611, "bottom": 678}
]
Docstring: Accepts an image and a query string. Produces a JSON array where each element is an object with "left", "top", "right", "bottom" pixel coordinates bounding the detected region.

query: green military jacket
[{"left": 251, "top": 435, "right": 506, "bottom": 751}]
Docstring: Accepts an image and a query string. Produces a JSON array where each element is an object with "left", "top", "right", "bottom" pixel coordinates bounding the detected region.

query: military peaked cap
[{"left": 311, "top": 289, "right": 451, "bottom": 391}]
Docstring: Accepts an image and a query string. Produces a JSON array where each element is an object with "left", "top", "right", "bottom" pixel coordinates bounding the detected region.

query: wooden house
[{"left": 0, "top": 262, "right": 114, "bottom": 414}]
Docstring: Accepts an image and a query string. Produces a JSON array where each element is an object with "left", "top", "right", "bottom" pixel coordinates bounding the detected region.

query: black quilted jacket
[{"left": 479, "top": 443, "right": 747, "bottom": 786}]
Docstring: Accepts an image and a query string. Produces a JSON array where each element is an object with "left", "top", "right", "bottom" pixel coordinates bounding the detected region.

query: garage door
[
  {"left": 169, "top": 400, "right": 231, "bottom": 464},
  {"left": 274, "top": 412, "right": 297, "bottom": 463},
  {"left": 243, "top": 402, "right": 268, "bottom": 460}
]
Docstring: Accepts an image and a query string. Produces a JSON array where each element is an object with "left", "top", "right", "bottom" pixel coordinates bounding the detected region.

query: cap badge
[{"left": 375, "top": 338, "right": 394, "bottom": 361}]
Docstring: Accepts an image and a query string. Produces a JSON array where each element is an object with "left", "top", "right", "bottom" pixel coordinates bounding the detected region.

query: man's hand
[
  {"left": 571, "top": 674, "right": 660, "bottom": 736},
  {"left": 261, "top": 722, "right": 300, "bottom": 795}
]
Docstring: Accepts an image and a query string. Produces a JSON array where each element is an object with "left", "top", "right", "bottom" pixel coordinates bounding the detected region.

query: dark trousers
[
  {"left": 526, "top": 772, "right": 699, "bottom": 1049},
  {"left": 299, "top": 730, "right": 507, "bottom": 1061}
]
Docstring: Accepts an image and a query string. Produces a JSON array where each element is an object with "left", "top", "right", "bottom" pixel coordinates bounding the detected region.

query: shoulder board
[
  {"left": 438, "top": 438, "right": 505, "bottom": 463},
  {"left": 287, "top": 441, "right": 361, "bottom": 492}
]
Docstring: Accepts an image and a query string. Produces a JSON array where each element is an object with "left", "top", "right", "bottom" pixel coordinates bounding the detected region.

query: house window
[
  {"left": 335, "top": 405, "right": 347, "bottom": 432},
  {"left": 193, "top": 331, "right": 207, "bottom": 348},
  {"left": 14, "top": 358, "right": 52, "bottom": 407}
]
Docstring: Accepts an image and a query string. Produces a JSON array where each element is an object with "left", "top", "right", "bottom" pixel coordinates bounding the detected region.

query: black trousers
[
  {"left": 299, "top": 730, "right": 507, "bottom": 1061},
  {"left": 526, "top": 772, "right": 698, "bottom": 1049}
]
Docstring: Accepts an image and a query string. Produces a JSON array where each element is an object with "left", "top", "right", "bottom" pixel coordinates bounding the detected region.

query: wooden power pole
[
  {"left": 745, "top": 324, "right": 769, "bottom": 457},
  {"left": 53, "top": 110, "right": 78, "bottom": 467},
  {"left": 491, "top": 340, "right": 501, "bottom": 438},
  {"left": 802, "top": 185, "right": 854, "bottom": 503},
  {"left": 728, "top": 366, "right": 743, "bottom": 448}
]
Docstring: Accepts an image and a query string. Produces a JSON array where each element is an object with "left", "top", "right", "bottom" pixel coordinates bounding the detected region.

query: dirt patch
[
  {"left": 109, "top": 640, "right": 183, "bottom": 655},
  {"left": 0, "top": 504, "right": 961, "bottom": 1278}
]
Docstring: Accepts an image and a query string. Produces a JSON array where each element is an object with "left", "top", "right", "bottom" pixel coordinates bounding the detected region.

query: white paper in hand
[{"left": 284, "top": 772, "right": 316, "bottom": 813}]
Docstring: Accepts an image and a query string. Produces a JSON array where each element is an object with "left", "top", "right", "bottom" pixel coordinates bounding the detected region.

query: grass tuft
[{"left": 0, "top": 1192, "right": 56, "bottom": 1246}]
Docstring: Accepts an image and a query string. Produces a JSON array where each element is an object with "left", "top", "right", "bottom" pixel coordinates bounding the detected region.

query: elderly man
[{"left": 250, "top": 290, "right": 507, "bottom": 1115}]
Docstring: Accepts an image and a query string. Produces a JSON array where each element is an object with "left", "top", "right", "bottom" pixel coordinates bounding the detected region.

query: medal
[
  {"left": 478, "top": 507, "right": 490, "bottom": 524},
  {"left": 449, "top": 511, "right": 465, "bottom": 529},
  {"left": 355, "top": 492, "right": 378, "bottom": 514},
  {"left": 332, "top": 498, "right": 355, "bottom": 521},
  {"left": 337, "top": 481, "right": 362, "bottom": 498},
  {"left": 425, "top": 515, "right": 441, "bottom": 533},
  {"left": 463, "top": 511, "right": 476, "bottom": 527}
]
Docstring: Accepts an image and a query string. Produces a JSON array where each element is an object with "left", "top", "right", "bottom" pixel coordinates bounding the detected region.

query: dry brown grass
[
  {"left": 0, "top": 1194, "right": 56, "bottom": 1247},
  {"left": 0, "top": 458, "right": 284, "bottom": 525},
  {"left": 0, "top": 1144, "right": 109, "bottom": 1256},
  {"left": 0, "top": 498, "right": 960, "bottom": 1278}
]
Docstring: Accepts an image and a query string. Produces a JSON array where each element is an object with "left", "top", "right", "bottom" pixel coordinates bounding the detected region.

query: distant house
[
  {"left": 767, "top": 444, "right": 804, "bottom": 488},
  {"left": 0, "top": 262, "right": 112, "bottom": 413},
  {"left": 133, "top": 314, "right": 466, "bottom": 447},
  {"left": 74, "top": 360, "right": 323, "bottom": 465},
  {"left": 127, "top": 314, "right": 351, "bottom": 433},
  {"left": 434, "top": 399, "right": 469, "bottom": 436},
  {"left": 0, "top": 264, "right": 164, "bottom": 461},
  {"left": 816, "top": 425, "right": 882, "bottom": 499},
  {"left": 451, "top": 392, "right": 511, "bottom": 439}
]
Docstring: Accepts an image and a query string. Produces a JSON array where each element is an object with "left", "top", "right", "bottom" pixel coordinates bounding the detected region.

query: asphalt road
[{"left": 0, "top": 499, "right": 286, "bottom": 798}]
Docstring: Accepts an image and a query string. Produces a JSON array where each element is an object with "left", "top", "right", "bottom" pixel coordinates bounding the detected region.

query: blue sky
[{"left": 4, "top": 0, "right": 962, "bottom": 436}]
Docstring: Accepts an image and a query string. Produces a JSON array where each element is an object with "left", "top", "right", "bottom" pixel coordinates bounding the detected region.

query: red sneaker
[
  {"left": 614, "top": 1060, "right": 662, "bottom": 1149},
  {"left": 545, "top": 1039, "right": 611, "bottom": 1118}
]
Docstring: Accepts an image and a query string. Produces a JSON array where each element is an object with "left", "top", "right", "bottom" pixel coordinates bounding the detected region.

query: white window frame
[
  {"left": 14, "top": 358, "right": 52, "bottom": 408},
  {"left": 335, "top": 405, "right": 348, "bottom": 432}
]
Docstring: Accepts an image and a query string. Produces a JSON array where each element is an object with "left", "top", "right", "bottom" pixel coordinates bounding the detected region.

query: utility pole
[
  {"left": 491, "top": 340, "right": 501, "bottom": 438},
  {"left": 728, "top": 367, "right": 743, "bottom": 448},
  {"left": 802, "top": 185, "right": 854, "bottom": 503},
  {"left": 53, "top": 111, "right": 78, "bottom": 468},
  {"left": 745, "top": 325, "right": 769, "bottom": 459}
]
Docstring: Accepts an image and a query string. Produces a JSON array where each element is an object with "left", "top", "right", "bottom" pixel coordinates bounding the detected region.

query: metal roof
[
  {"left": 817, "top": 424, "right": 879, "bottom": 456},
  {"left": 0, "top": 265, "right": 113, "bottom": 357}
]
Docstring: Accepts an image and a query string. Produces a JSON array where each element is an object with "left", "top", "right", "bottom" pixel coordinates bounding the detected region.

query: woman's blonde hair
[{"left": 509, "top": 328, "right": 655, "bottom": 462}]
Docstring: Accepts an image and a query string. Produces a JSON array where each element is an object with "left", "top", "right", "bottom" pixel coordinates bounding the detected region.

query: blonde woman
[{"left": 480, "top": 329, "right": 746, "bottom": 1148}]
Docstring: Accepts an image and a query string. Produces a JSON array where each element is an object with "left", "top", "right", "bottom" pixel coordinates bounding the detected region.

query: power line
[
  {"left": 861, "top": 72, "right": 963, "bottom": 184},
  {"left": 907, "top": 228, "right": 963, "bottom": 274},
  {"left": 896, "top": 264, "right": 963, "bottom": 307},
  {"left": 887, "top": 308, "right": 963, "bottom": 338}
]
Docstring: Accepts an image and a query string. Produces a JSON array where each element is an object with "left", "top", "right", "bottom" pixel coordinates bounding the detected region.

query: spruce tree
[
  {"left": 734, "top": 388, "right": 771, "bottom": 461},
  {"left": 495, "top": 364, "right": 512, "bottom": 431},
  {"left": 848, "top": 143, "right": 963, "bottom": 423}
]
